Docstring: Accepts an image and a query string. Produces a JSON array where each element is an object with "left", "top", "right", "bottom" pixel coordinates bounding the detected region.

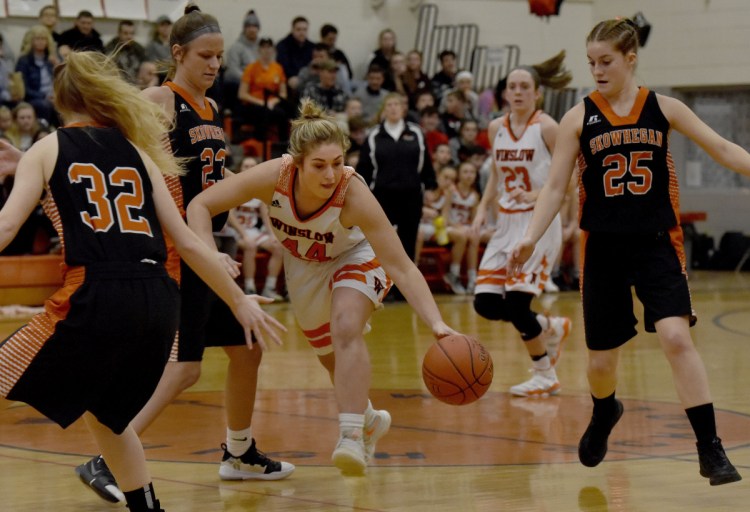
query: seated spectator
[
  {"left": 353, "top": 65, "right": 388, "bottom": 124},
  {"left": 449, "top": 119, "right": 480, "bottom": 163},
  {"left": 431, "top": 49, "right": 457, "bottom": 104},
  {"left": 58, "top": 10, "right": 104, "bottom": 52},
  {"left": 0, "top": 106, "right": 12, "bottom": 137},
  {"left": 145, "top": 15, "right": 172, "bottom": 63},
  {"left": 0, "top": 33, "right": 16, "bottom": 70},
  {"left": 301, "top": 59, "right": 348, "bottom": 115},
  {"left": 409, "top": 89, "right": 435, "bottom": 120},
  {"left": 464, "top": 144, "right": 489, "bottom": 181},
  {"left": 320, "top": 23, "right": 352, "bottom": 81},
  {"left": 237, "top": 37, "right": 290, "bottom": 141},
  {"left": 0, "top": 58, "right": 16, "bottom": 107},
  {"left": 404, "top": 50, "right": 431, "bottom": 109},
  {"left": 432, "top": 142, "right": 454, "bottom": 173},
  {"left": 415, "top": 165, "right": 456, "bottom": 264},
  {"left": 345, "top": 148, "right": 360, "bottom": 168},
  {"left": 344, "top": 97, "right": 363, "bottom": 121},
  {"left": 347, "top": 115, "right": 369, "bottom": 153},
  {"left": 136, "top": 61, "right": 159, "bottom": 90},
  {"left": 104, "top": 20, "right": 146, "bottom": 84},
  {"left": 419, "top": 106, "right": 449, "bottom": 155},
  {"left": 4, "top": 102, "right": 42, "bottom": 151},
  {"left": 223, "top": 10, "right": 260, "bottom": 112},
  {"left": 441, "top": 70, "right": 479, "bottom": 121},
  {"left": 37, "top": 4, "right": 62, "bottom": 46},
  {"left": 442, "top": 160, "right": 481, "bottom": 293},
  {"left": 276, "top": 16, "right": 314, "bottom": 90},
  {"left": 297, "top": 43, "right": 348, "bottom": 94},
  {"left": 233, "top": 156, "right": 285, "bottom": 299},
  {"left": 367, "top": 28, "right": 397, "bottom": 86},
  {"left": 441, "top": 90, "right": 468, "bottom": 139},
  {"left": 384, "top": 51, "right": 406, "bottom": 95},
  {"left": 15, "top": 27, "right": 56, "bottom": 125}
]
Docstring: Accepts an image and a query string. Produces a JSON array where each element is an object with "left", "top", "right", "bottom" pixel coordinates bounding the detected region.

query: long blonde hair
[
  {"left": 20, "top": 24, "right": 57, "bottom": 56},
  {"left": 288, "top": 99, "right": 350, "bottom": 164},
  {"left": 53, "top": 51, "right": 182, "bottom": 176}
]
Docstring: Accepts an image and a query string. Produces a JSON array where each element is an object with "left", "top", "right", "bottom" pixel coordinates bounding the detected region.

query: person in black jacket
[{"left": 357, "top": 92, "right": 436, "bottom": 270}]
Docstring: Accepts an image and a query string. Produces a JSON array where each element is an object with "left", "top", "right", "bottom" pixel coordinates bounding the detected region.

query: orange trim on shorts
[
  {"left": 334, "top": 272, "right": 368, "bottom": 285},
  {"left": 668, "top": 224, "right": 687, "bottom": 273},
  {"left": 498, "top": 205, "right": 534, "bottom": 214},
  {"left": 309, "top": 336, "right": 332, "bottom": 349},
  {"left": 302, "top": 323, "right": 332, "bottom": 350},
  {"left": 303, "top": 322, "right": 331, "bottom": 339},
  {"left": 0, "top": 266, "right": 85, "bottom": 397}
]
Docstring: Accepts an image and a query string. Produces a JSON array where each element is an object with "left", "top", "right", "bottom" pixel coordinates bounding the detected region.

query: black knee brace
[
  {"left": 505, "top": 291, "right": 542, "bottom": 341},
  {"left": 473, "top": 293, "right": 510, "bottom": 321}
]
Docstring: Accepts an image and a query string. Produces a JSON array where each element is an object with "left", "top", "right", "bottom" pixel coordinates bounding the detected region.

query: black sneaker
[
  {"left": 75, "top": 455, "right": 125, "bottom": 503},
  {"left": 697, "top": 437, "right": 742, "bottom": 486},
  {"left": 218, "top": 440, "right": 295, "bottom": 480},
  {"left": 578, "top": 399, "right": 624, "bottom": 467}
]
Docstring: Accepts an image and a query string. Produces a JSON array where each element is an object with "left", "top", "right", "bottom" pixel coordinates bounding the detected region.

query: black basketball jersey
[
  {"left": 43, "top": 126, "right": 167, "bottom": 266},
  {"left": 166, "top": 81, "right": 228, "bottom": 232},
  {"left": 578, "top": 88, "right": 679, "bottom": 233}
]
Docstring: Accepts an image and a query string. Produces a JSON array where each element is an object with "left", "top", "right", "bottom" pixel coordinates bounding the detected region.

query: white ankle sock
[
  {"left": 339, "top": 413, "right": 365, "bottom": 438},
  {"left": 264, "top": 276, "right": 277, "bottom": 290},
  {"left": 227, "top": 426, "right": 253, "bottom": 456},
  {"left": 532, "top": 356, "right": 553, "bottom": 373}
]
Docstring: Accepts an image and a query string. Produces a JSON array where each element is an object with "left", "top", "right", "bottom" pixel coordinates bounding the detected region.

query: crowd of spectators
[{"left": 2, "top": 6, "right": 578, "bottom": 292}]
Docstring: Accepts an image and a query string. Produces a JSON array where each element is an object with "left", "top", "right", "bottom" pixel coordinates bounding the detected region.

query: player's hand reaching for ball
[{"left": 432, "top": 321, "right": 459, "bottom": 339}]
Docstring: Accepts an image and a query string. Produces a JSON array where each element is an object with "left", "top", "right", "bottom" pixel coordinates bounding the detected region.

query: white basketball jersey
[
  {"left": 269, "top": 154, "right": 366, "bottom": 262},
  {"left": 235, "top": 199, "right": 262, "bottom": 230},
  {"left": 492, "top": 110, "right": 552, "bottom": 212},
  {"left": 447, "top": 189, "right": 479, "bottom": 225}
]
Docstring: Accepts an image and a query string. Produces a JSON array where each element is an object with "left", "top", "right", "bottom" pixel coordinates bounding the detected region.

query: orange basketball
[{"left": 422, "top": 334, "right": 493, "bottom": 405}]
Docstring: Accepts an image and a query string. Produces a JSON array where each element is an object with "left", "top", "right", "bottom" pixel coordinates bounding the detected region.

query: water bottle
[{"left": 434, "top": 216, "right": 449, "bottom": 246}]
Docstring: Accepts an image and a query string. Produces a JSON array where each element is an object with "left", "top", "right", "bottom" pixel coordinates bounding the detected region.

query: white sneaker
[
  {"left": 542, "top": 316, "right": 571, "bottom": 366},
  {"left": 443, "top": 273, "right": 466, "bottom": 294},
  {"left": 510, "top": 370, "right": 561, "bottom": 397},
  {"left": 261, "top": 287, "right": 285, "bottom": 301},
  {"left": 332, "top": 435, "right": 367, "bottom": 476},
  {"left": 544, "top": 279, "right": 560, "bottom": 293},
  {"left": 363, "top": 408, "right": 391, "bottom": 462}
]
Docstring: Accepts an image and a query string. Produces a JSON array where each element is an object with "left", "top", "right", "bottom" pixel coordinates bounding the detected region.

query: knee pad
[
  {"left": 505, "top": 291, "right": 542, "bottom": 341},
  {"left": 473, "top": 293, "right": 510, "bottom": 321}
]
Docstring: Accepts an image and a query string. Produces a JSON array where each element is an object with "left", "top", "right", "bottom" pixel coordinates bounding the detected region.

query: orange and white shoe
[
  {"left": 542, "top": 316, "right": 571, "bottom": 366},
  {"left": 363, "top": 408, "right": 391, "bottom": 462}
]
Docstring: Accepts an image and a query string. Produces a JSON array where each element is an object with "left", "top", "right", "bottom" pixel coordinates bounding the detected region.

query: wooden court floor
[{"left": 1, "top": 270, "right": 748, "bottom": 511}]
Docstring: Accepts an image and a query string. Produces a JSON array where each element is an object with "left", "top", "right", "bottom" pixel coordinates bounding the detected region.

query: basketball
[{"left": 422, "top": 334, "right": 493, "bottom": 405}]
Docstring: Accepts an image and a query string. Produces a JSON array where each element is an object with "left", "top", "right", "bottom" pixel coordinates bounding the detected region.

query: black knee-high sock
[
  {"left": 686, "top": 403, "right": 717, "bottom": 444},
  {"left": 124, "top": 482, "right": 161, "bottom": 511}
]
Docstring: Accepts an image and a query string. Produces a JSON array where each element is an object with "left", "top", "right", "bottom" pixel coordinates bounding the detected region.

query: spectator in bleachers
[
  {"left": 465, "top": 144, "right": 489, "bottom": 187},
  {"left": 0, "top": 33, "right": 17, "bottom": 70},
  {"left": 0, "top": 106, "right": 11, "bottom": 137},
  {"left": 301, "top": 58, "right": 348, "bottom": 115},
  {"left": 431, "top": 49, "right": 457, "bottom": 104},
  {"left": 367, "top": 28, "right": 397, "bottom": 85},
  {"left": 38, "top": 5, "right": 62, "bottom": 46},
  {"left": 384, "top": 51, "right": 406, "bottom": 95},
  {"left": 420, "top": 106, "right": 449, "bottom": 156},
  {"left": 145, "top": 15, "right": 172, "bottom": 62},
  {"left": 0, "top": 59, "right": 15, "bottom": 107},
  {"left": 441, "top": 89, "right": 468, "bottom": 138},
  {"left": 237, "top": 37, "right": 290, "bottom": 142},
  {"left": 104, "top": 20, "right": 146, "bottom": 84},
  {"left": 276, "top": 16, "right": 314, "bottom": 91},
  {"left": 136, "top": 60, "right": 159, "bottom": 90},
  {"left": 432, "top": 142, "right": 454, "bottom": 173},
  {"left": 223, "top": 9, "right": 260, "bottom": 110},
  {"left": 297, "top": 43, "right": 350, "bottom": 95},
  {"left": 449, "top": 119, "right": 480, "bottom": 163},
  {"left": 344, "top": 97, "right": 363, "bottom": 121},
  {"left": 15, "top": 27, "right": 56, "bottom": 125},
  {"left": 353, "top": 65, "right": 388, "bottom": 124},
  {"left": 357, "top": 92, "right": 436, "bottom": 280},
  {"left": 441, "top": 70, "right": 479, "bottom": 121},
  {"left": 409, "top": 89, "right": 435, "bottom": 119},
  {"left": 403, "top": 50, "right": 431, "bottom": 109},
  {"left": 442, "top": 160, "right": 481, "bottom": 293},
  {"left": 58, "top": 10, "right": 104, "bottom": 52},
  {"left": 4, "top": 102, "right": 42, "bottom": 152},
  {"left": 347, "top": 115, "right": 368, "bottom": 153},
  {"left": 415, "top": 165, "right": 456, "bottom": 265},
  {"left": 320, "top": 24, "right": 352, "bottom": 81}
]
